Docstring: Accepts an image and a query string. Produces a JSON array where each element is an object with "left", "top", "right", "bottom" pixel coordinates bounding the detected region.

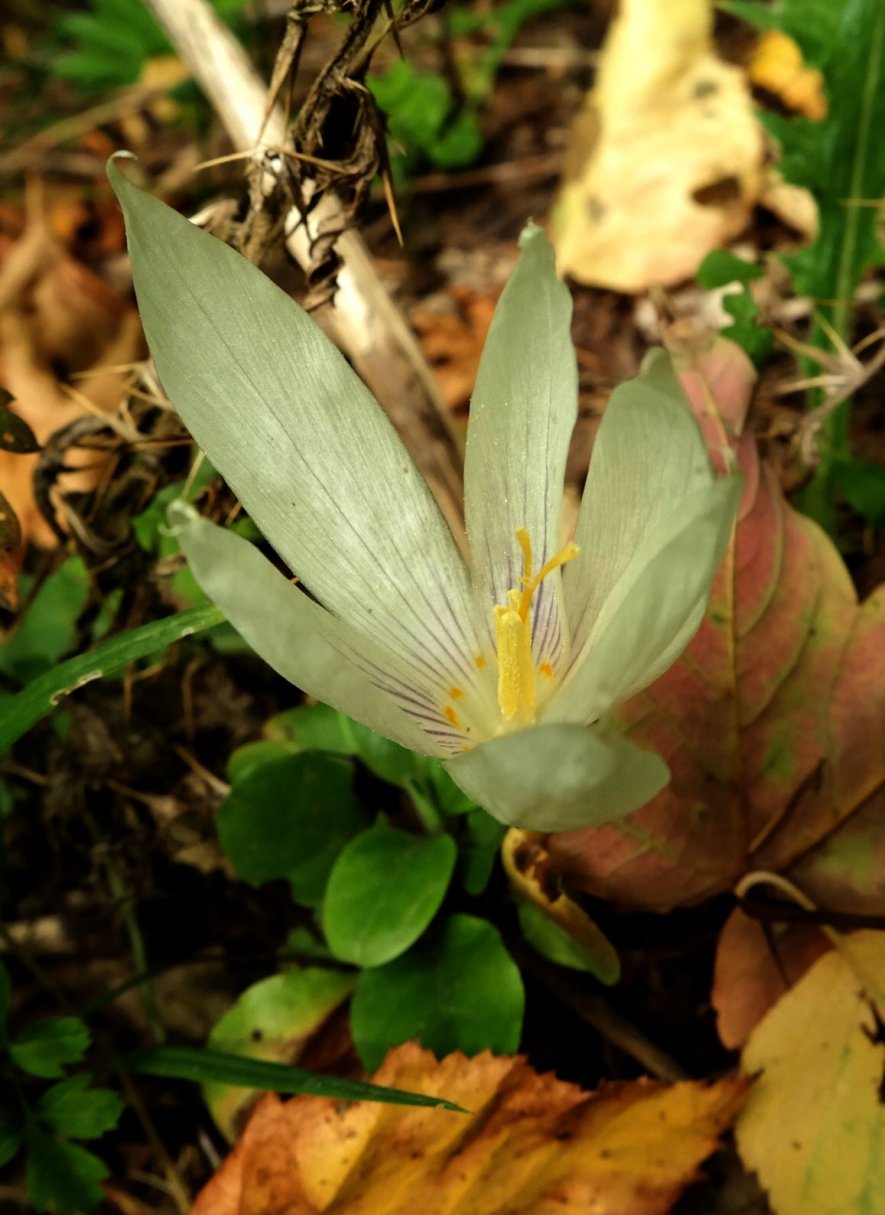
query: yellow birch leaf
[
  {"left": 736, "top": 930, "right": 885, "bottom": 1215},
  {"left": 191, "top": 1043, "right": 747, "bottom": 1215}
]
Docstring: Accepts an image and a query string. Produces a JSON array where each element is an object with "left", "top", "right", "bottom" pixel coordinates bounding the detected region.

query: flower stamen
[{"left": 494, "top": 527, "right": 579, "bottom": 725}]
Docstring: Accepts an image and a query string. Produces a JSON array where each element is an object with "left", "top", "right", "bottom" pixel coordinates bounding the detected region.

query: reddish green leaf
[{"left": 548, "top": 338, "right": 885, "bottom": 913}]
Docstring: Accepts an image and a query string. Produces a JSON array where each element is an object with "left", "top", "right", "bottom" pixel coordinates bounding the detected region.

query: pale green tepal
[{"left": 109, "top": 155, "right": 740, "bottom": 831}]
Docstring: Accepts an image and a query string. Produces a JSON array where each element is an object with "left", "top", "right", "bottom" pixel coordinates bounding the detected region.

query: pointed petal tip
[
  {"left": 166, "top": 499, "right": 197, "bottom": 531},
  {"left": 518, "top": 220, "right": 545, "bottom": 248},
  {"left": 106, "top": 150, "right": 139, "bottom": 189}
]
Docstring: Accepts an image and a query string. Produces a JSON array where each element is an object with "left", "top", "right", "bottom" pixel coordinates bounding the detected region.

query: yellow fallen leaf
[
  {"left": 736, "top": 930, "right": 885, "bottom": 1215},
  {"left": 748, "top": 30, "right": 827, "bottom": 122},
  {"left": 551, "top": 0, "right": 765, "bottom": 291},
  {"left": 191, "top": 1042, "right": 747, "bottom": 1215}
]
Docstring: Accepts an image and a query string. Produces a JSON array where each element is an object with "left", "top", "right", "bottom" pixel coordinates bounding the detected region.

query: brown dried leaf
[
  {"left": 412, "top": 287, "right": 497, "bottom": 411},
  {"left": 0, "top": 217, "right": 144, "bottom": 550},
  {"left": 190, "top": 1043, "right": 747, "bottom": 1215},
  {"left": 711, "top": 908, "right": 830, "bottom": 1049}
]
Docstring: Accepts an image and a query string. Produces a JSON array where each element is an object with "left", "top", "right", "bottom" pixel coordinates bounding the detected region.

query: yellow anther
[{"left": 494, "top": 528, "right": 579, "bottom": 725}]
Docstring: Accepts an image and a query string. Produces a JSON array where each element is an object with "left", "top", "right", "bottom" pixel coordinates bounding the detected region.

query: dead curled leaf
[
  {"left": 0, "top": 213, "right": 144, "bottom": 550},
  {"left": 551, "top": 0, "right": 765, "bottom": 291},
  {"left": 547, "top": 338, "right": 885, "bottom": 918},
  {"left": 190, "top": 1042, "right": 747, "bottom": 1215},
  {"left": 550, "top": 0, "right": 817, "bottom": 291}
]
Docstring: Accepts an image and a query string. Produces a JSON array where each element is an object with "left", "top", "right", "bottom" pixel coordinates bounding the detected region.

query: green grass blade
[
  {"left": 127, "top": 1045, "right": 466, "bottom": 1111},
  {"left": 0, "top": 605, "right": 224, "bottom": 754}
]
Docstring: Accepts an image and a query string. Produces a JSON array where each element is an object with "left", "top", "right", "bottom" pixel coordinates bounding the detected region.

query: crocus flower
[{"left": 110, "top": 157, "right": 739, "bottom": 830}]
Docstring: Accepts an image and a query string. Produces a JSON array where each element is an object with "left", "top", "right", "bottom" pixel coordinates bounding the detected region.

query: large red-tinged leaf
[{"left": 548, "top": 338, "right": 885, "bottom": 913}]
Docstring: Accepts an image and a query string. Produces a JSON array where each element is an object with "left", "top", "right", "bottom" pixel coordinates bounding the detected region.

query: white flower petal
[
  {"left": 563, "top": 349, "right": 717, "bottom": 655},
  {"left": 445, "top": 722, "right": 669, "bottom": 830},
  {"left": 169, "top": 503, "right": 447, "bottom": 756},
  {"left": 111, "top": 158, "right": 485, "bottom": 699},
  {"left": 463, "top": 224, "right": 578, "bottom": 665},
  {"left": 552, "top": 476, "right": 741, "bottom": 723}
]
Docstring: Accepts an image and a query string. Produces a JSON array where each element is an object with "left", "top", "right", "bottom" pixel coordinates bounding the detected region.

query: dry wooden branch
[{"left": 144, "top": 0, "right": 466, "bottom": 537}]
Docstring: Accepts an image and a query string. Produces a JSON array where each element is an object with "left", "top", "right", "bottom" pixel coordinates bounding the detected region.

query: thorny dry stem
[{"left": 774, "top": 320, "right": 885, "bottom": 465}]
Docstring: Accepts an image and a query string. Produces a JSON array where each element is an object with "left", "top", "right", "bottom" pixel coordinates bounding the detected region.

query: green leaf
[
  {"left": 0, "top": 959, "right": 11, "bottom": 1029},
  {"left": 128, "top": 1044, "right": 465, "bottom": 1110},
  {"left": 10, "top": 1017, "right": 90, "bottom": 1079},
  {"left": 24, "top": 1128, "right": 108, "bottom": 1214},
  {"left": 517, "top": 900, "right": 620, "bottom": 984},
  {"left": 350, "top": 914, "right": 524, "bottom": 1070},
  {"left": 217, "top": 752, "right": 368, "bottom": 906},
  {"left": 0, "top": 1118, "right": 21, "bottom": 1168},
  {"left": 323, "top": 823, "right": 456, "bottom": 967},
  {"left": 785, "top": 0, "right": 885, "bottom": 305},
  {"left": 270, "top": 705, "right": 428, "bottom": 787},
  {"left": 204, "top": 967, "right": 356, "bottom": 1137},
  {"left": 752, "top": 0, "right": 885, "bottom": 528},
  {"left": 0, "top": 605, "right": 224, "bottom": 755},
  {"left": 831, "top": 456, "right": 885, "bottom": 527},
  {"left": 458, "top": 808, "right": 506, "bottom": 895},
  {"left": 0, "top": 558, "right": 91, "bottom": 684},
  {"left": 339, "top": 719, "right": 428, "bottom": 787},
  {"left": 225, "top": 738, "right": 296, "bottom": 783},
  {"left": 696, "top": 251, "right": 773, "bottom": 366},
  {"left": 283, "top": 925, "right": 334, "bottom": 962},
  {"left": 368, "top": 61, "right": 483, "bottom": 170},
  {"left": 265, "top": 703, "right": 357, "bottom": 756},
  {"left": 413, "top": 763, "right": 477, "bottom": 820},
  {"left": 34, "top": 1075, "right": 124, "bottom": 1139},
  {"left": 0, "top": 405, "right": 39, "bottom": 454}
]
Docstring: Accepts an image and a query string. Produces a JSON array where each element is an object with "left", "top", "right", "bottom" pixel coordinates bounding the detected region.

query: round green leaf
[
  {"left": 217, "top": 753, "right": 368, "bottom": 907},
  {"left": 205, "top": 967, "right": 355, "bottom": 1139},
  {"left": 323, "top": 823, "right": 456, "bottom": 967},
  {"left": 350, "top": 914, "right": 524, "bottom": 1069}
]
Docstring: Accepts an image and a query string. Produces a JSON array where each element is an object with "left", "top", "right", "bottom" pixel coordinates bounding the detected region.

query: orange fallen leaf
[
  {"left": 191, "top": 1042, "right": 747, "bottom": 1215},
  {"left": 412, "top": 287, "right": 497, "bottom": 411},
  {"left": 748, "top": 30, "right": 827, "bottom": 122},
  {"left": 0, "top": 211, "right": 144, "bottom": 550},
  {"left": 548, "top": 338, "right": 885, "bottom": 917}
]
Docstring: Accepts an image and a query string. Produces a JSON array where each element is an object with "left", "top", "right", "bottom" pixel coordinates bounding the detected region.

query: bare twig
[{"left": 143, "top": 0, "right": 466, "bottom": 539}]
